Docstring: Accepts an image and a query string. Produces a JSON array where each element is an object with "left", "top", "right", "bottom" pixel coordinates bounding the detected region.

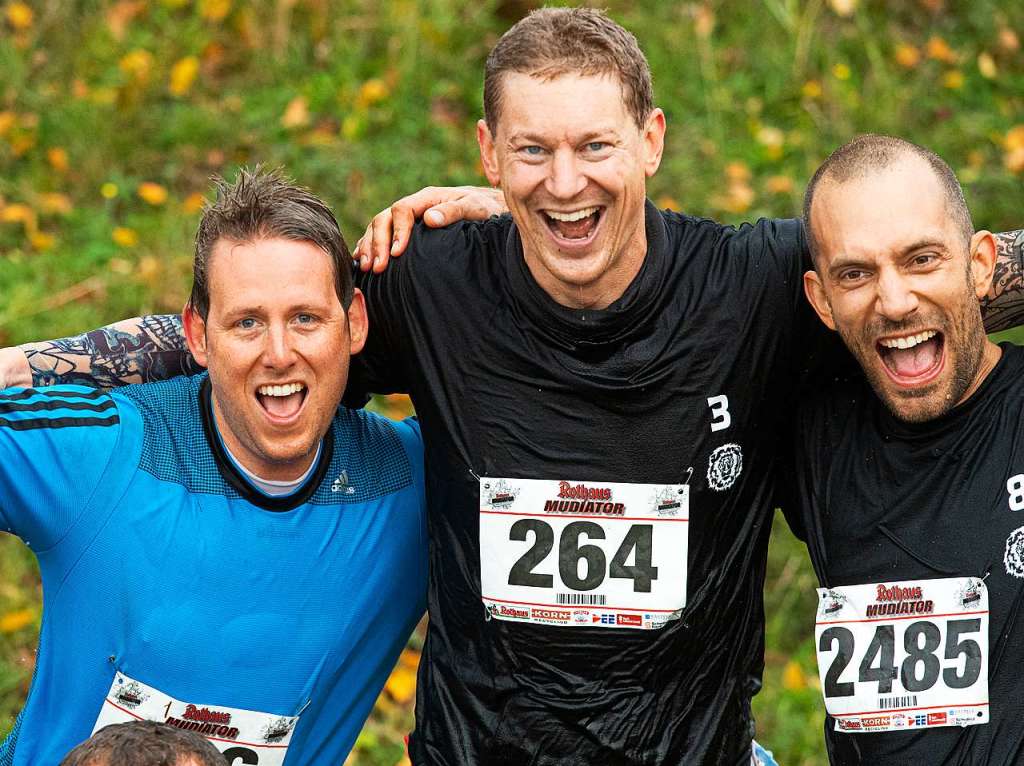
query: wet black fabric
[
  {"left": 792, "top": 342, "right": 1024, "bottom": 766},
  {"left": 349, "top": 202, "right": 815, "bottom": 765}
]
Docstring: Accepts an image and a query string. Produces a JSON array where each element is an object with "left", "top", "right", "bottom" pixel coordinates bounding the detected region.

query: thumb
[{"left": 424, "top": 207, "right": 446, "bottom": 227}]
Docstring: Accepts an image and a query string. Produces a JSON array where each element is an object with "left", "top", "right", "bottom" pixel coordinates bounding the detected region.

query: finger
[
  {"left": 357, "top": 221, "right": 374, "bottom": 271},
  {"left": 387, "top": 201, "right": 418, "bottom": 261},
  {"left": 369, "top": 209, "right": 393, "bottom": 270}
]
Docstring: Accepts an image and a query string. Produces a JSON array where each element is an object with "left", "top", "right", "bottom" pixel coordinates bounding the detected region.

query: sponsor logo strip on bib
[
  {"left": 479, "top": 477, "right": 689, "bottom": 630},
  {"left": 814, "top": 577, "right": 989, "bottom": 733},
  {"left": 93, "top": 671, "right": 299, "bottom": 765}
]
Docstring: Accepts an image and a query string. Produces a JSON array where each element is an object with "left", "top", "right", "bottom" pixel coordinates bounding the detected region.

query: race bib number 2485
[
  {"left": 815, "top": 577, "right": 989, "bottom": 733},
  {"left": 479, "top": 477, "right": 689, "bottom": 630}
]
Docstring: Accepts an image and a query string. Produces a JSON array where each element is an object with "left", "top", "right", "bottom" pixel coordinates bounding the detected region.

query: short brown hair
[
  {"left": 483, "top": 7, "right": 654, "bottom": 134},
  {"left": 190, "top": 166, "right": 353, "bottom": 319},
  {"left": 59, "top": 720, "right": 225, "bottom": 766},
  {"left": 803, "top": 134, "right": 974, "bottom": 267}
]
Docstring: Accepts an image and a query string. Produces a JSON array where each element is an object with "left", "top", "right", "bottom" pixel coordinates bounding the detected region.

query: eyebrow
[{"left": 506, "top": 128, "right": 619, "bottom": 145}]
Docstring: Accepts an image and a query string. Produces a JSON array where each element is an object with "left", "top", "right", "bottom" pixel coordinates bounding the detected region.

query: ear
[
  {"left": 477, "top": 119, "right": 502, "bottom": 187},
  {"left": 803, "top": 269, "right": 837, "bottom": 331},
  {"left": 642, "top": 108, "right": 667, "bottom": 177},
  {"left": 969, "top": 230, "right": 997, "bottom": 299},
  {"left": 346, "top": 289, "right": 368, "bottom": 355},
  {"left": 182, "top": 303, "right": 210, "bottom": 368}
]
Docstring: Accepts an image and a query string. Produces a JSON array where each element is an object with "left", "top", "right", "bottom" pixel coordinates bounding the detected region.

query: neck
[
  {"left": 956, "top": 338, "right": 1003, "bottom": 407},
  {"left": 211, "top": 394, "right": 318, "bottom": 482}
]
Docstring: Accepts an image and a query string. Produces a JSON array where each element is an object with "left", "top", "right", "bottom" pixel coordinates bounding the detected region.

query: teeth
[
  {"left": 545, "top": 207, "right": 598, "bottom": 222},
  {"left": 257, "top": 383, "right": 305, "bottom": 397},
  {"left": 879, "top": 330, "right": 937, "bottom": 350}
]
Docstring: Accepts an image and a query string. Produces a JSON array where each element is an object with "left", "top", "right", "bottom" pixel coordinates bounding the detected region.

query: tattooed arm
[
  {"left": 981, "top": 230, "right": 1024, "bottom": 333},
  {"left": 1, "top": 314, "right": 200, "bottom": 389}
]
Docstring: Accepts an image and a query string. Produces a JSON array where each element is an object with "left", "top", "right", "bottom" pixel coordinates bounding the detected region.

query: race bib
[
  {"left": 479, "top": 477, "right": 688, "bottom": 630},
  {"left": 93, "top": 671, "right": 299, "bottom": 765},
  {"left": 814, "top": 577, "right": 989, "bottom": 733}
]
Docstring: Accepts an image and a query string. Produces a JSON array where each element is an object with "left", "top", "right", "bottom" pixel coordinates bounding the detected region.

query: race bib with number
[
  {"left": 479, "top": 477, "right": 689, "bottom": 630},
  {"left": 93, "top": 671, "right": 300, "bottom": 765},
  {"left": 814, "top": 576, "right": 989, "bottom": 733}
]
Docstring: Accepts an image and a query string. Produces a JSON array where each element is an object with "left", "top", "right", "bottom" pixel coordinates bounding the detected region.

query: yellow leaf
[
  {"left": 942, "top": 70, "right": 964, "bottom": 90},
  {"left": 656, "top": 196, "right": 680, "bottom": 211},
  {"left": 926, "top": 36, "right": 957, "bottom": 64},
  {"left": 999, "top": 28, "right": 1020, "bottom": 54},
  {"left": 801, "top": 80, "right": 822, "bottom": 99},
  {"left": 0, "top": 608, "right": 34, "bottom": 633},
  {"left": 47, "top": 147, "right": 69, "bottom": 173},
  {"left": 765, "top": 175, "right": 794, "bottom": 194},
  {"left": 725, "top": 161, "right": 751, "bottom": 182},
  {"left": 1005, "top": 126, "right": 1024, "bottom": 152},
  {"left": 356, "top": 79, "right": 389, "bottom": 109},
  {"left": 199, "top": 0, "right": 231, "bottom": 22},
  {"left": 397, "top": 647, "right": 420, "bottom": 670},
  {"left": 894, "top": 43, "right": 921, "bottom": 69},
  {"left": 756, "top": 126, "right": 784, "bottom": 149},
  {"left": 119, "top": 49, "right": 155, "bottom": 83},
  {"left": 0, "top": 110, "right": 15, "bottom": 136},
  {"left": 101, "top": 182, "right": 119, "bottom": 200},
  {"left": 0, "top": 203, "right": 36, "bottom": 228},
  {"left": 827, "top": 0, "right": 857, "bottom": 17},
  {"left": 384, "top": 664, "right": 417, "bottom": 704},
  {"left": 782, "top": 659, "right": 807, "bottom": 690},
  {"left": 29, "top": 231, "right": 55, "bottom": 251},
  {"left": 281, "top": 96, "right": 310, "bottom": 129},
  {"left": 1005, "top": 147, "right": 1024, "bottom": 175},
  {"left": 4, "top": 2, "right": 33, "bottom": 31},
  {"left": 977, "top": 52, "right": 997, "bottom": 80},
  {"left": 832, "top": 63, "right": 851, "bottom": 81},
  {"left": 112, "top": 226, "right": 138, "bottom": 247},
  {"left": 137, "top": 255, "right": 161, "bottom": 284},
  {"left": 169, "top": 56, "right": 200, "bottom": 97},
  {"left": 137, "top": 182, "right": 168, "bottom": 206},
  {"left": 183, "top": 192, "right": 206, "bottom": 213},
  {"left": 38, "top": 193, "right": 72, "bottom": 215},
  {"left": 693, "top": 5, "right": 715, "bottom": 39},
  {"left": 10, "top": 132, "right": 35, "bottom": 157}
]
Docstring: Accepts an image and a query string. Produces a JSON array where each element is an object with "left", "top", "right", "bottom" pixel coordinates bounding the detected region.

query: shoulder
[
  {"left": 399, "top": 215, "right": 513, "bottom": 276},
  {"left": 662, "top": 209, "right": 806, "bottom": 264},
  {"left": 309, "top": 408, "right": 423, "bottom": 505}
]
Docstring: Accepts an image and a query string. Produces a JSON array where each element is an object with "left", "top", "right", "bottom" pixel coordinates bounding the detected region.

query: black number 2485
[
  {"left": 819, "top": 619, "right": 983, "bottom": 698},
  {"left": 507, "top": 519, "right": 658, "bottom": 592}
]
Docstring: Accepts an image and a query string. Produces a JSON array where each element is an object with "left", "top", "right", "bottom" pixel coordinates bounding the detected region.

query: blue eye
[
  {"left": 296, "top": 314, "right": 315, "bottom": 324},
  {"left": 586, "top": 142, "right": 607, "bottom": 152},
  {"left": 238, "top": 317, "right": 256, "bottom": 329},
  {"left": 523, "top": 145, "right": 544, "bottom": 156}
]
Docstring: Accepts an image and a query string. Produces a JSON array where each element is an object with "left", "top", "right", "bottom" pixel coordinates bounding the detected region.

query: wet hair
[
  {"left": 483, "top": 7, "right": 653, "bottom": 134},
  {"left": 189, "top": 165, "right": 353, "bottom": 318},
  {"left": 803, "top": 133, "right": 974, "bottom": 267},
  {"left": 59, "top": 720, "right": 225, "bottom": 766}
]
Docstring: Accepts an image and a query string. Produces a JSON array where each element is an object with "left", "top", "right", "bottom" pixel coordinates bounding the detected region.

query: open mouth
[
  {"left": 543, "top": 206, "right": 604, "bottom": 245},
  {"left": 256, "top": 382, "right": 308, "bottom": 422},
  {"left": 876, "top": 330, "right": 945, "bottom": 387}
]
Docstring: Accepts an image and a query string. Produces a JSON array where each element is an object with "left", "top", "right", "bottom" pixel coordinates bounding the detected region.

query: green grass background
[{"left": 1, "top": 1, "right": 1023, "bottom": 763}]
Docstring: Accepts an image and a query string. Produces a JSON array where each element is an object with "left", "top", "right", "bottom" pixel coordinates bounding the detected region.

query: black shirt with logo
[
  {"left": 349, "top": 202, "right": 817, "bottom": 765},
  {"left": 791, "top": 342, "right": 1024, "bottom": 766}
]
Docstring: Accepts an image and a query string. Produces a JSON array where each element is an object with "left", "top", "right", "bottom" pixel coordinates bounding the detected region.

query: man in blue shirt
[{"left": 0, "top": 168, "right": 427, "bottom": 765}]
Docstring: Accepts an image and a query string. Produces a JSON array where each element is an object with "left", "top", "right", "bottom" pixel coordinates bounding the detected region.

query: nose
[
  {"left": 874, "top": 267, "right": 919, "bottom": 322},
  {"left": 261, "top": 323, "right": 297, "bottom": 368},
  {"left": 545, "top": 147, "right": 587, "bottom": 200}
]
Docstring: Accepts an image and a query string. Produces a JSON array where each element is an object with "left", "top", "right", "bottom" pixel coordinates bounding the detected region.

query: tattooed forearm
[
  {"left": 981, "top": 230, "right": 1024, "bottom": 334},
  {"left": 22, "top": 314, "right": 200, "bottom": 388}
]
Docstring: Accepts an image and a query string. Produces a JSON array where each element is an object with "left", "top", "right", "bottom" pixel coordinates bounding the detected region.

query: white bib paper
[
  {"left": 93, "top": 671, "right": 299, "bottom": 765},
  {"left": 814, "top": 577, "right": 989, "bottom": 733},
  {"left": 479, "top": 477, "right": 689, "bottom": 630}
]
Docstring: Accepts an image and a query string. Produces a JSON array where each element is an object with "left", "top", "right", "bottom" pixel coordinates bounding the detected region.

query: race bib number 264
[{"left": 479, "top": 477, "right": 689, "bottom": 630}]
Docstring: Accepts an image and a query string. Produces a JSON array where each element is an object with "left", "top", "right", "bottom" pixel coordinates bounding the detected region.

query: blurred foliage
[{"left": 1, "top": 0, "right": 1023, "bottom": 763}]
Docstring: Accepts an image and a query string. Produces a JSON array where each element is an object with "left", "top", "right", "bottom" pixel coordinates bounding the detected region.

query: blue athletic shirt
[{"left": 0, "top": 374, "right": 427, "bottom": 766}]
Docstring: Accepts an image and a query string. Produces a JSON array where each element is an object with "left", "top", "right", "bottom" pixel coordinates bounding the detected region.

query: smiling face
[
  {"left": 184, "top": 237, "right": 366, "bottom": 480},
  {"left": 477, "top": 71, "right": 665, "bottom": 309},
  {"left": 804, "top": 156, "right": 999, "bottom": 423}
]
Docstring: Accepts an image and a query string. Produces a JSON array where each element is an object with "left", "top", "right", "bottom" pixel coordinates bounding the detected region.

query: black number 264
[{"left": 507, "top": 520, "right": 658, "bottom": 592}]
